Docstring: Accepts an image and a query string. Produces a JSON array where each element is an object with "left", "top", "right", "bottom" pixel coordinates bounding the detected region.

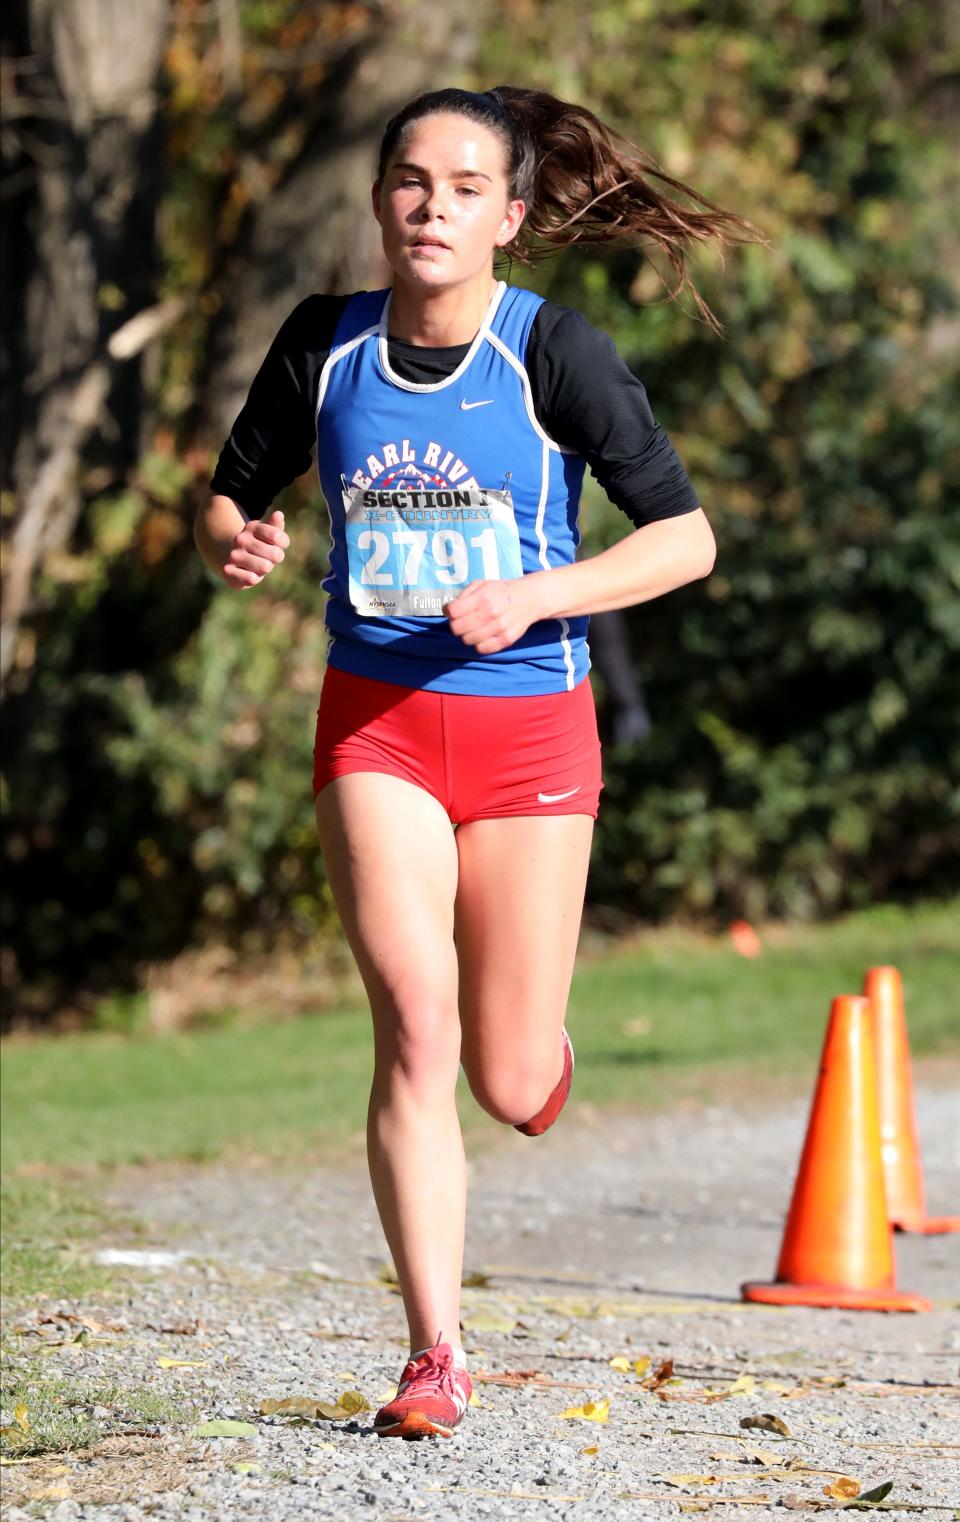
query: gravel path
[{"left": 4, "top": 1082, "right": 958, "bottom": 1521}]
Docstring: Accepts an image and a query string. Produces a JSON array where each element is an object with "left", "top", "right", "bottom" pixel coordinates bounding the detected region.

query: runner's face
[{"left": 373, "top": 113, "right": 525, "bottom": 290}]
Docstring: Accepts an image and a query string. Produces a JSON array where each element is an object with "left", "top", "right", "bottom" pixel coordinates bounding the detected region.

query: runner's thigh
[
  {"left": 315, "top": 773, "right": 460, "bottom": 1039},
  {"left": 454, "top": 814, "right": 594, "bottom": 1077}
]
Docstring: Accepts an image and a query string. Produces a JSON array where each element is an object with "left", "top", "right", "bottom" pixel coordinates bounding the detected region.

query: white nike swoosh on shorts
[
  {"left": 537, "top": 786, "right": 582, "bottom": 803},
  {"left": 460, "top": 398, "right": 494, "bottom": 410}
]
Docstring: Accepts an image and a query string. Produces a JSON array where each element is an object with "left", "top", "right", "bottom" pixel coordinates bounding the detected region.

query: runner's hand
[
  {"left": 445, "top": 577, "right": 540, "bottom": 655},
  {"left": 222, "top": 510, "right": 289, "bottom": 589}
]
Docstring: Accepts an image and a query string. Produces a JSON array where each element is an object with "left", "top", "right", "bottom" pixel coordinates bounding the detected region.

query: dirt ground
[{"left": 4, "top": 1069, "right": 958, "bottom": 1521}]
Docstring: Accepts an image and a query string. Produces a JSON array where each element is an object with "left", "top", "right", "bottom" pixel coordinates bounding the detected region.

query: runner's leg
[
  {"left": 454, "top": 814, "right": 594, "bottom": 1125},
  {"left": 315, "top": 773, "right": 464, "bottom": 1353}
]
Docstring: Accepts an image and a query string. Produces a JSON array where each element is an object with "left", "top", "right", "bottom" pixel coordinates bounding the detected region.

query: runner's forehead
[{"left": 385, "top": 114, "right": 509, "bottom": 180}]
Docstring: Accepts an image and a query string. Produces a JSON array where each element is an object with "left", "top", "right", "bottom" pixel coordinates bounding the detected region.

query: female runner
[{"left": 197, "top": 85, "right": 759, "bottom": 1440}]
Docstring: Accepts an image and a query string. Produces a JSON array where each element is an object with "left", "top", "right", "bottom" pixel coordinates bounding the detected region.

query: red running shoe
[
  {"left": 513, "top": 1028, "right": 575, "bottom": 1137},
  {"left": 374, "top": 1338, "right": 472, "bottom": 1439}
]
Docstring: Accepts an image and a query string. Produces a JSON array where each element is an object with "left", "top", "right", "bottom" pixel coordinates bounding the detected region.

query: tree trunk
[
  {"left": 204, "top": 0, "right": 483, "bottom": 443},
  {"left": 1, "top": 0, "right": 170, "bottom": 687}
]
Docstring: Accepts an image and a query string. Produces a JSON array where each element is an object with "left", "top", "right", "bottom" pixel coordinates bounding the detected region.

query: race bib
[{"left": 343, "top": 485, "right": 523, "bottom": 617}]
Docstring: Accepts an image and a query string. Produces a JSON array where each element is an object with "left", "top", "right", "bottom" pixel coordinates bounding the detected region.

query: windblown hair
[{"left": 377, "top": 86, "right": 768, "bottom": 334}]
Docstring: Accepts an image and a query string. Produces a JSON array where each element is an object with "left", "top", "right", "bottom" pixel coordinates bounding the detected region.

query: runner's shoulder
[
  {"left": 273, "top": 291, "right": 356, "bottom": 360},
  {"left": 528, "top": 298, "right": 620, "bottom": 366}
]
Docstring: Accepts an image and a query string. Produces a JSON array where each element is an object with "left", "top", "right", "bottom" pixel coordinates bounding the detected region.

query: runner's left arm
[{"left": 446, "top": 304, "right": 714, "bottom": 652}]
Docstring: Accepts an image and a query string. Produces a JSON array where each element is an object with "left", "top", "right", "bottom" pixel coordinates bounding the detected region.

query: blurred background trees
[{"left": 2, "top": 0, "right": 957, "bottom": 1024}]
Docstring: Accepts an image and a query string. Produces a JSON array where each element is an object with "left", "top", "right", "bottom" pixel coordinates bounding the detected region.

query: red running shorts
[{"left": 313, "top": 665, "right": 602, "bottom": 824}]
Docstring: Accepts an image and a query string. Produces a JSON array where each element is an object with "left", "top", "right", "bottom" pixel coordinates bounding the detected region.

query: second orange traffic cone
[
  {"left": 742, "top": 994, "right": 930, "bottom": 1311},
  {"left": 863, "top": 966, "right": 959, "bottom": 1235}
]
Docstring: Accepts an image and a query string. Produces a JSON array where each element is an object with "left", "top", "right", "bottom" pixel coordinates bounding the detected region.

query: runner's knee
[
  {"left": 464, "top": 1052, "right": 560, "bottom": 1127},
  {"left": 370, "top": 994, "right": 461, "bottom": 1092}
]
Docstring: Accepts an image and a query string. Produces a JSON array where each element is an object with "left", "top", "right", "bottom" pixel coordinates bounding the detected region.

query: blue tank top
[{"left": 315, "top": 281, "right": 589, "bottom": 695}]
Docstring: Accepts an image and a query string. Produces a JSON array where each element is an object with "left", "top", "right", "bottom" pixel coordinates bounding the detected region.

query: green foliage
[
  {"left": 480, "top": 0, "right": 960, "bottom": 919},
  {"left": 105, "top": 523, "right": 332, "bottom": 939}
]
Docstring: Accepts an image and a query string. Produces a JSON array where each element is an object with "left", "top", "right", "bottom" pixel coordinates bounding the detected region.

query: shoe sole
[
  {"left": 514, "top": 1030, "right": 574, "bottom": 1137},
  {"left": 375, "top": 1411, "right": 456, "bottom": 1439}
]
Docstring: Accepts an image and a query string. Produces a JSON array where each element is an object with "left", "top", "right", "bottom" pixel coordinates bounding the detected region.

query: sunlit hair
[{"left": 377, "top": 85, "right": 768, "bottom": 334}]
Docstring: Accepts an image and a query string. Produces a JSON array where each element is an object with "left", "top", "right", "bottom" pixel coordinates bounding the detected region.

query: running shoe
[
  {"left": 373, "top": 1337, "right": 472, "bottom": 1439},
  {"left": 513, "top": 1027, "right": 575, "bottom": 1137}
]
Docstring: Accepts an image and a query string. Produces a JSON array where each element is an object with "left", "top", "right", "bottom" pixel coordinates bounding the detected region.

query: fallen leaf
[
  {"left": 188, "top": 1420, "right": 257, "bottom": 1438},
  {"left": 654, "top": 1474, "right": 721, "bottom": 1488},
  {"left": 231, "top": 1461, "right": 261, "bottom": 1474},
  {"left": 643, "top": 1358, "right": 675, "bottom": 1391},
  {"left": 582, "top": 1444, "right": 599, "bottom": 1456},
  {"left": 824, "top": 1479, "right": 861, "bottom": 1500},
  {"left": 741, "top": 1444, "right": 783, "bottom": 1466},
  {"left": 558, "top": 1399, "right": 610, "bottom": 1423},
  {"left": 741, "top": 1413, "right": 790, "bottom": 1437},
  {"left": 259, "top": 1397, "right": 323, "bottom": 1417},
  {"left": 336, "top": 1390, "right": 370, "bottom": 1415},
  {"left": 12, "top": 1405, "right": 29, "bottom": 1433},
  {"left": 851, "top": 1481, "right": 895, "bottom": 1507},
  {"left": 728, "top": 1374, "right": 756, "bottom": 1396},
  {"left": 633, "top": 1356, "right": 652, "bottom": 1377},
  {"left": 461, "top": 1270, "right": 492, "bottom": 1288},
  {"left": 609, "top": 1355, "right": 632, "bottom": 1372},
  {"left": 157, "top": 1357, "right": 207, "bottom": 1369},
  {"left": 460, "top": 1310, "right": 517, "bottom": 1333},
  {"left": 468, "top": 1391, "right": 481, "bottom": 1407}
]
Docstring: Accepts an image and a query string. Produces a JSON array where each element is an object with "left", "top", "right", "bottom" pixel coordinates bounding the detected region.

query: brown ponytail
[{"left": 378, "top": 85, "right": 769, "bottom": 334}]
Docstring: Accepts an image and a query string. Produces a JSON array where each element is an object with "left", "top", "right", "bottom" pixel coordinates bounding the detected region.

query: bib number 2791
[{"left": 344, "top": 486, "right": 522, "bottom": 617}]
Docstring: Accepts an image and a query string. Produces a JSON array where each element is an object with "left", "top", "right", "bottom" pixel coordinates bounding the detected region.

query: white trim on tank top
[{"left": 377, "top": 281, "right": 508, "bottom": 393}]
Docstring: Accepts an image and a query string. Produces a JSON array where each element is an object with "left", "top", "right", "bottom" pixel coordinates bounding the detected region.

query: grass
[
  {"left": 0, "top": 1358, "right": 201, "bottom": 1459},
  {"left": 0, "top": 1178, "right": 135, "bottom": 1305},
  {"left": 2, "top": 900, "right": 957, "bottom": 1175}
]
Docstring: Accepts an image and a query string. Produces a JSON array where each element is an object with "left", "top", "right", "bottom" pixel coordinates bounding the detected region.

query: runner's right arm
[{"left": 194, "top": 494, "right": 289, "bottom": 588}]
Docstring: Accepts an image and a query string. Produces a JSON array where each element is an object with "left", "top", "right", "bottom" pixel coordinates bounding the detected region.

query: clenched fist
[
  {"left": 222, "top": 510, "right": 290, "bottom": 589},
  {"left": 444, "top": 575, "right": 542, "bottom": 654}
]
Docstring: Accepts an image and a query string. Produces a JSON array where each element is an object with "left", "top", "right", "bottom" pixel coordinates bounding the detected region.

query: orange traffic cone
[
  {"left": 742, "top": 995, "right": 930, "bottom": 1311},
  {"left": 863, "top": 966, "right": 960, "bottom": 1235}
]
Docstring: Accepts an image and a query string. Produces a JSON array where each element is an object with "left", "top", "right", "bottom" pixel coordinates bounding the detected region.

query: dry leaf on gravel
[
  {"left": 558, "top": 1399, "right": 610, "bottom": 1423},
  {"left": 156, "top": 1357, "right": 207, "bottom": 1369},
  {"left": 643, "top": 1358, "right": 676, "bottom": 1392},
  {"left": 460, "top": 1310, "right": 517, "bottom": 1333},
  {"left": 740, "top": 1444, "right": 784, "bottom": 1467},
  {"left": 260, "top": 1390, "right": 370, "bottom": 1421},
  {"left": 741, "top": 1412, "right": 790, "bottom": 1436},
  {"left": 824, "top": 1478, "right": 861, "bottom": 1499},
  {"left": 653, "top": 1474, "right": 722, "bottom": 1488}
]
